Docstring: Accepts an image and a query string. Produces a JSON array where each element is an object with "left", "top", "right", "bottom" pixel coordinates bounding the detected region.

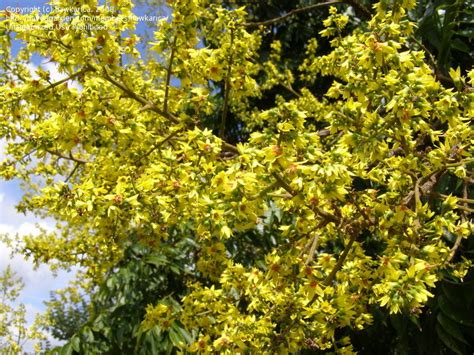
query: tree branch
[
  {"left": 97, "top": 66, "right": 180, "bottom": 124},
  {"left": 323, "top": 228, "right": 357, "bottom": 286},
  {"left": 243, "top": 0, "right": 371, "bottom": 28},
  {"left": 164, "top": 35, "right": 178, "bottom": 114},
  {"left": 243, "top": 1, "right": 343, "bottom": 27},
  {"left": 219, "top": 28, "right": 235, "bottom": 139},
  {"left": 272, "top": 172, "right": 339, "bottom": 223},
  {"left": 46, "top": 150, "right": 88, "bottom": 164},
  {"left": 134, "top": 129, "right": 182, "bottom": 165},
  {"left": 1, "top": 68, "right": 88, "bottom": 106},
  {"left": 447, "top": 181, "right": 469, "bottom": 263},
  {"left": 65, "top": 162, "right": 81, "bottom": 182}
]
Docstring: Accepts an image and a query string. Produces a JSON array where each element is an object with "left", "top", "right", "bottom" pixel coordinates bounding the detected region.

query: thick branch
[{"left": 221, "top": 141, "right": 239, "bottom": 155}]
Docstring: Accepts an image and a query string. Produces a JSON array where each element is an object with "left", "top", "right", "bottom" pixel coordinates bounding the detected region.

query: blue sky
[
  {"left": 0, "top": 0, "right": 167, "bottom": 349},
  {"left": 0, "top": 2, "right": 68, "bottom": 349}
]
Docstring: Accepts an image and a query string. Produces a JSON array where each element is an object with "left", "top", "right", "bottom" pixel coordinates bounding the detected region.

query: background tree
[{"left": 0, "top": 266, "right": 47, "bottom": 352}]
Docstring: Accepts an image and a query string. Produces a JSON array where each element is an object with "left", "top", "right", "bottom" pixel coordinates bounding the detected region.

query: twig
[
  {"left": 1, "top": 68, "right": 88, "bottom": 106},
  {"left": 243, "top": 1, "right": 343, "bottom": 27},
  {"left": 456, "top": 205, "right": 474, "bottom": 213},
  {"left": 272, "top": 172, "right": 339, "bottom": 223},
  {"left": 447, "top": 181, "right": 470, "bottom": 262},
  {"left": 37, "top": 69, "right": 86, "bottom": 93},
  {"left": 164, "top": 35, "right": 178, "bottom": 114},
  {"left": 323, "top": 230, "right": 357, "bottom": 286},
  {"left": 282, "top": 84, "right": 301, "bottom": 98},
  {"left": 244, "top": 0, "right": 371, "bottom": 28},
  {"left": 134, "top": 129, "right": 182, "bottom": 164},
  {"left": 305, "top": 233, "right": 321, "bottom": 264},
  {"left": 97, "top": 66, "right": 179, "bottom": 124},
  {"left": 272, "top": 171, "right": 296, "bottom": 196},
  {"left": 65, "top": 162, "right": 80, "bottom": 182},
  {"left": 219, "top": 28, "right": 235, "bottom": 139},
  {"left": 414, "top": 177, "right": 421, "bottom": 212},
  {"left": 46, "top": 150, "right": 88, "bottom": 164},
  {"left": 437, "top": 194, "right": 474, "bottom": 204}
]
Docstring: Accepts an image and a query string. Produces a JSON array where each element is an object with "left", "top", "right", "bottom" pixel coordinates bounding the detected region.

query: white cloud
[
  {"left": 0, "top": 138, "right": 7, "bottom": 162},
  {"left": 0, "top": 186, "right": 75, "bottom": 350}
]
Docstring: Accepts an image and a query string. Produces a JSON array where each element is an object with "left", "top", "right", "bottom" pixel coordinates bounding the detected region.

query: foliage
[
  {"left": 0, "top": 0, "right": 473, "bottom": 353},
  {"left": 49, "top": 234, "right": 196, "bottom": 354},
  {"left": 413, "top": 0, "right": 473, "bottom": 75}
]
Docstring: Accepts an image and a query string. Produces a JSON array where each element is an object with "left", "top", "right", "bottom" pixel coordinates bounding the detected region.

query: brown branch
[
  {"left": 134, "top": 129, "right": 182, "bottom": 165},
  {"left": 272, "top": 172, "right": 339, "bottom": 223},
  {"left": 219, "top": 28, "right": 235, "bottom": 139},
  {"left": 403, "top": 158, "right": 474, "bottom": 206},
  {"left": 447, "top": 181, "right": 469, "bottom": 263},
  {"left": 65, "top": 162, "right": 81, "bottom": 182},
  {"left": 46, "top": 150, "right": 88, "bottom": 164},
  {"left": 37, "top": 68, "right": 86, "bottom": 93},
  {"left": 437, "top": 194, "right": 474, "bottom": 204},
  {"left": 272, "top": 171, "right": 296, "bottom": 195},
  {"left": 221, "top": 141, "right": 239, "bottom": 155},
  {"left": 345, "top": 0, "right": 372, "bottom": 19},
  {"left": 243, "top": 1, "right": 343, "bottom": 27},
  {"left": 164, "top": 35, "right": 178, "bottom": 114},
  {"left": 305, "top": 233, "right": 321, "bottom": 264},
  {"left": 97, "top": 66, "right": 179, "bottom": 124},
  {"left": 456, "top": 205, "right": 474, "bottom": 213},
  {"left": 323, "top": 229, "right": 357, "bottom": 286},
  {"left": 243, "top": 0, "right": 371, "bottom": 28},
  {"left": 1, "top": 68, "right": 88, "bottom": 106}
]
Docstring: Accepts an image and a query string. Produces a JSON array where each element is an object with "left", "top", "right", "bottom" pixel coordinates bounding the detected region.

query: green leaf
[
  {"left": 456, "top": 28, "right": 474, "bottom": 38},
  {"left": 437, "top": 313, "right": 468, "bottom": 344},
  {"left": 59, "top": 343, "right": 73, "bottom": 355},
  {"left": 70, "top": 336, "right": 80, "bottom": 352},
  {"left": 438, "top": 295, "right": 474, "bottom": 327},
  {"left": 170, "top": 264, "right": 181, "bottom": 274},
  {"left": 172, "top": 322, "right": 193, "bottom": 344},
  {"left": 169, "top": 327, "right": 184, "bottom": 347},
  {"left": 409, "top": 315, "right": 422, "bottom": 331},
  {"left": 436, "top": 324, "right": 464, "bottom": 354},
  {"left": 441, "top": 282, "right": 461, "bottom": 305},
  {"left": 145, "top": 255, "right": 168, "bottom": 267},
  {"left": 451, "top": 39, "right": 470, "bottom": 53}
]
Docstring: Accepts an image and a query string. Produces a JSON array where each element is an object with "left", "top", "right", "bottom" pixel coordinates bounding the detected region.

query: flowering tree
[
  {"left": 0, "top": 0, "right": 473, "bottom": 352},
  {"left": 0, "top": 266, "right": 46, "bottom": 352}
]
